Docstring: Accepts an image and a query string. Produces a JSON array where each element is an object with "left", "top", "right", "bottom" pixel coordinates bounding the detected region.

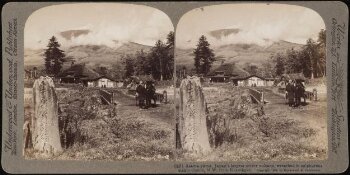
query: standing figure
[
  {"left": 295, "top": 81, "right": 305, "bottom": 107},
  {"left": 136, "top": 81, "right": 146, "bottom": 108},
  {"left": 285, "top": 80, "right": 295, "bottom": 107},
  {"left": 146, "top": 81, "right": 156, "bottom": 108}
]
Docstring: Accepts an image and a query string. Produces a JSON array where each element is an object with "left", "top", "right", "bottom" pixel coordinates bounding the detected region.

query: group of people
[
  {"left": 135, "top": 81, "right": 156, "bottom": 109},
  {"left": 285, "top": 79, "right": 306, "bottom": 107}
]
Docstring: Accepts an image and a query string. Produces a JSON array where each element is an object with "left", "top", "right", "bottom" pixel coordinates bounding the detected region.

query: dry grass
[
  {"left": 177, "top": 84, "right": 327, "bottom": 161},
  {"left": 24, "top": 86, "right": 174, "bottom": 161}
]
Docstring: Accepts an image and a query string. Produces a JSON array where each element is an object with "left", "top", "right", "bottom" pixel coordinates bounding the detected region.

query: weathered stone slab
[
  {"left": 178, "top": 76, "right": 211, "bottom": 154},
  {"left": 32, "top": 76, "right": 62, "bottom": 156}
]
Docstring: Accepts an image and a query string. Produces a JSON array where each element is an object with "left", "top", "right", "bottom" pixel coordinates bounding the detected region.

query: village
[
  {"left": 23, "top": 2, "right": 328, "bottom": 163},
  {"left": 175, "top": 58, "right": 327, "bottom": 162},
  {"left": 24, "top": 58, "right": 176, "bottom": 160},
  {"left": 23, "top": 3, "right": 176, "bottom": 161},
  {"left": 174, "top": 4, "right": 327, "bottom": 161}
]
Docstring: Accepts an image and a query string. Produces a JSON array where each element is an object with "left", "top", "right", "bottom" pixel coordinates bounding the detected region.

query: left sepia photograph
[{"left": 23, "top": 3, "right": 175, "bottom": 161}]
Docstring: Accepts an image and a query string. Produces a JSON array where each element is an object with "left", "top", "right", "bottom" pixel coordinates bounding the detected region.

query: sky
[
  {"left": 176, "top": 3, "right": 325, "bottom": 49},
  {"left": 24, "top": 3, "right": 174, "bottom": 49}
]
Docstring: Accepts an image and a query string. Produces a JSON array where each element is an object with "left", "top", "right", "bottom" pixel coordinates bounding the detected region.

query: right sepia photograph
[{"left": 175, "top": 3, "right": 327, "bottom": 161}]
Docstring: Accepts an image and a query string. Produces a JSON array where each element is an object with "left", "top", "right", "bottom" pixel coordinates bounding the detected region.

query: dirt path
[
  {"left": 112, "top": 89, "right": 174, "bottom": 126},
  {"left": 260, "top": 88, "right": 328, "bottom": 149}
]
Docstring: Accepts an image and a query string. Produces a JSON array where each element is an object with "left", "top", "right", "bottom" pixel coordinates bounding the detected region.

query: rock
[
  {"left": 177, "top": 76, "right": 211, "bottom": 154},
  {"left": 32, "top": 76, "right": 62, "bottom": 156}
]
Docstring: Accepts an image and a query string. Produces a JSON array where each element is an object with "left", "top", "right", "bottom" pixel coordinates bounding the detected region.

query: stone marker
[
  {"left": 178, "top": 76, "right": 211, "bottom": 154},
  {"left": 32, "top": 76, "right": 62, "bottom": 156}
]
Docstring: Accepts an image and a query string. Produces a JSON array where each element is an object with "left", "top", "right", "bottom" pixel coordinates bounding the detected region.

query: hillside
[
  {"left": 24, "top": 42, "right": 152, "bottom": 68},
  {"left": 175, "top": 40, "right": 304, "bottom": 70}
]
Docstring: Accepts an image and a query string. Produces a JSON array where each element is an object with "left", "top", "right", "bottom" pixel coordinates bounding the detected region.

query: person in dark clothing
[
  {"left": 294, "top": 81, "right": 305, "bottom": 107},
  {"left": 136, "top": 81, "right": 146, "bottom": 108},
  {"left": 146, "top": 81, "right": 156, "bottom": 108},
  {"left": 285, "top": 80, "right": 295, "bottom": 107}
]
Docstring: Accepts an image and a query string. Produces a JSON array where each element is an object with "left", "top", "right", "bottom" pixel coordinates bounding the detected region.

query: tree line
[
  {"left": 43, "top": 29, "right": 325, "bottom": 80},
  {"left": 42, "top": 32, "right": 174, "bottom": 81},
  {"left": 122, "top": 31, "right": 174, "bottom": 81},
  {"left": 190, "top": 30, "right": 326, "bottom": 80},
  {"left": 269, "top": 29, "right": 326, "bottom": 79}
]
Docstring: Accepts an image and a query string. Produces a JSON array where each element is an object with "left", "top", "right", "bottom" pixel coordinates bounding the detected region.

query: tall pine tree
[
  {"left": 274, "top": 53, "right": 285, "bottom": 76},
  {"left": 193, "top": 35, "right": 215, "bottom": 75},
  {"left": 44, "top": 36, "right": 65, "bottom": 76},
  {"left": 317, "top": 29, "right": 326, "bottom": 77},
  {"left": 149, "top": 40, "right": 168, "bottom": 81},
  {"left": 124, "top": 55, "right": 135, "bottom": 78},
  {"left": 165, "top": 31, "right": 174, "bottom": 80},
  {"left": 305, "top": 38, "right": 319, "bottom": 79}
]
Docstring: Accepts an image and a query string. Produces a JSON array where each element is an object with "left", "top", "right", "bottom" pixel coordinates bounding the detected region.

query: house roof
[
  {"left": 208, "top": 63, "right": 250, "bottom": 77},
  {"left": 57, "top": 64, "right": 101, "bottom": 80}
]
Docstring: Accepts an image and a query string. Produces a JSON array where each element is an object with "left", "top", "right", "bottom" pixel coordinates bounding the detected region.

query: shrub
[{"left": 206, "top": 89, "right": 264, "bottom": 148}]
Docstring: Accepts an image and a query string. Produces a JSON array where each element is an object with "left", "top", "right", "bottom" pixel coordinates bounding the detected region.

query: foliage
[
  {"left": 274, "top": 53, "right": 285, "bottom": 76},
  {"left": 120, "top": 31, "right": 174, "bottom": 81},
  {"left": 284, "top": 48, "right": 301, "bottom": 74},
  {"left": 124, "top": 55, "right": 135, "bottom": 78},
  {"left": 134, "top": 50, "right": 150, "bottom": 76},
  {"left": 270, "top": 29, "right": 326, "bottom": 78},
  {"left": 193, "top": 35, "right": 215, "bottom": 75},
  {"left": 149, "top": 40, "right": 169, "bottom": 80},
  {"left": 260, "top": 61, "right": 275, "bottom": 78},
  {"left": 44, "top": 36, "right": 65, "bottom": 76},
  {"left": 243, "top": 63, "right": 259, "bottom": 75}
]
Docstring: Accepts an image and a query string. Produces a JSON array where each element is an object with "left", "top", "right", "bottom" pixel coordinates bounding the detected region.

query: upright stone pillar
[
  {"left": 32, "top": 76, "right": 62, "bottom": 156},
  {"left": 178, "top": 76, "right": 211, "bottom": 154}
]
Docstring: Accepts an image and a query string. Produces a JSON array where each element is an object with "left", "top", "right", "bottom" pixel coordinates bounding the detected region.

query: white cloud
[
  {"left": 176, "top": 3, "right": 325, "bottom": 49},
  {"left": 25, "top": 3, "right": 174, "bottom": 49}
]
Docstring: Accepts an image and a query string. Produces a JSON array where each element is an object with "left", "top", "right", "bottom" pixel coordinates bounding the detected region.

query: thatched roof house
[
  {"left": 57, "top": 64, "right": 100, "bottom": 83},
  {"left": 207, "top": 63, "right": 250, "bottom": 82}
]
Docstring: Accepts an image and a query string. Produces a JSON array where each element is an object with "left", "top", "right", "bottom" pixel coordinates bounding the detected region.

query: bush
[
  {"left": 58, "top": 89, "right": 101, "bottom": 149},
  {"left": 206, "top": 89, "right": 264, "bottom": 148}
]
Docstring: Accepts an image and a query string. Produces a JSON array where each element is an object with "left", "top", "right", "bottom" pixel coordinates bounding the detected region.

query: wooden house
[
  {"left": 231, "top": 75, "right": 275, "bottom": 87},
  {"left": 207, "top": 63, "right": 250, "bottom": 83},
  {"left": 58, "top": 64, "right": 119, "bottom": 88}
]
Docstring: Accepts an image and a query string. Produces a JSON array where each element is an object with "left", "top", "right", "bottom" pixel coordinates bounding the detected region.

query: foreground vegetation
[
  {"left": 25, "top": 86, "right": 174, "bottom": 161},
  {"left": 176, "top": 84, "right": 327, "bottom": 161}
]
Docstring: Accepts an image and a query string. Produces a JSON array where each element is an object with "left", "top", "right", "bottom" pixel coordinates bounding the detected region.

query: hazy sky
[
  {"left": 176, "top": 3, "right": 325, "bottom": 49},
  {"left": 25, "top": 3, "right": 174, "bottom": 49}
]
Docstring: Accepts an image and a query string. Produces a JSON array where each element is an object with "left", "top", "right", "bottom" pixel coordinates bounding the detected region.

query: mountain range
[
  {"left": 24, "top": 42, "right": 152, "bottom": 69},
  {"left": 175, "top": 40, "right": 304, "bottom": 70},
  {"left": 25, "top": 27, "right": 304, "bottom": 72}
]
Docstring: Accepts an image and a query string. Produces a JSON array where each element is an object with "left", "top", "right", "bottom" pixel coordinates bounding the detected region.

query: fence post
[
  {"left": 163, "top": 90, "right": 167, "bottom": 103},
  {"left": 261, "top": 91, "right": 264, "bottom": 104},
  {"left": 313, "top": 88, "right": 317, "bottom": 101},
  {"left": 112, "top": 91, "right": 114, "bottom": 104}
]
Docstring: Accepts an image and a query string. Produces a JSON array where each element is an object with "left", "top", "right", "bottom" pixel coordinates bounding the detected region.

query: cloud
[
  {"left": 60, "top": 30, "right": 91, "bottom": 40},
  {"left": 176, "top": 4, "right": 325, "bottom": 49},
  {"left": 25, "top": 3, "right": 173, "bottom": 49}
]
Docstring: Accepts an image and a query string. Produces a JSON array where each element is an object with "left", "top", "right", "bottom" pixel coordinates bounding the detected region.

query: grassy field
[
  {"left": 176, "top": 84, "right": 327, "bottom": 161},
  {"left": 24, "top": 82, "right": 327, "bottom": 161},
  {"left": 24, "top": 86, "right": 175, "bottom": 161}
]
